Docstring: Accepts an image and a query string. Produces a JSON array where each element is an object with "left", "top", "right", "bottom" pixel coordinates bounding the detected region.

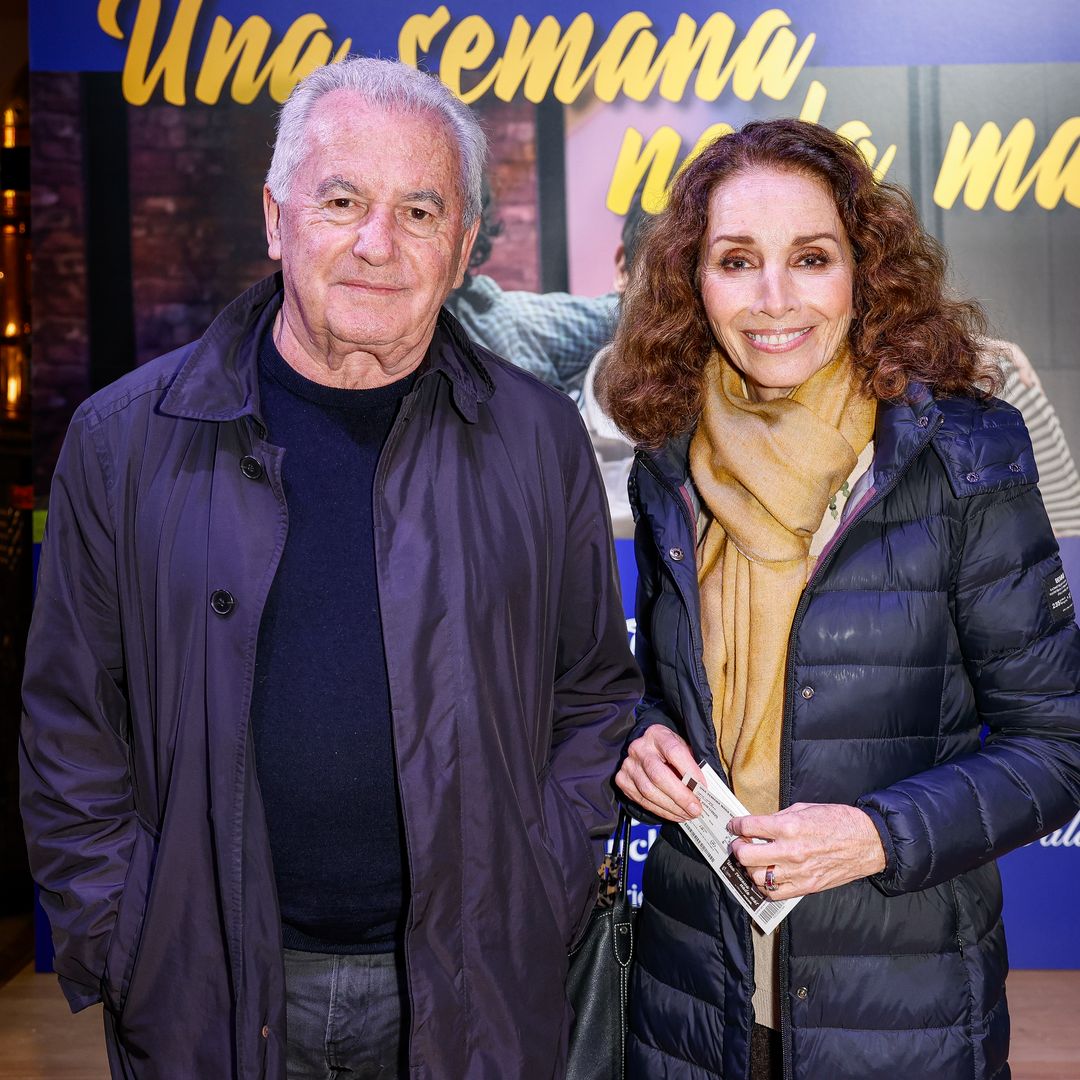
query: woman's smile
[{"left": 742, "top": 326, "right": 814, "bottom": 352}]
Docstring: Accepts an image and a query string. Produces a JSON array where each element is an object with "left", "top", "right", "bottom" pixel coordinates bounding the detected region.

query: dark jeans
[{"left": 283, "top": 948, "right": 406, "bottom": 1079}]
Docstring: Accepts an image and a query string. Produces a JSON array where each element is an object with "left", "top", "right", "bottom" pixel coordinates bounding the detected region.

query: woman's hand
[
  {"left": 615, "top": 725, "right": 705, "bottom": 822},
  {"left": 728, "top": 803, "right": 886, "bottom": 900}
]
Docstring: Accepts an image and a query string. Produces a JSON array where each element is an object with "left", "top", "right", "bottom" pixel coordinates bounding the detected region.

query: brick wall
[
  {"left": 30, "top": 73, "right": 88, "bottom": 500},
  {"left": 475, "top": 97, "right": 541, "bottom": 291},
  {"left": 127, "top": 98, "right": 278, "bottom": 367}
]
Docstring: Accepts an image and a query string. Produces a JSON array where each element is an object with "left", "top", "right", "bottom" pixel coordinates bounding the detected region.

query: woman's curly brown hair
[{"left": 596, "top": 118, "right": 999, "bottom": 448}]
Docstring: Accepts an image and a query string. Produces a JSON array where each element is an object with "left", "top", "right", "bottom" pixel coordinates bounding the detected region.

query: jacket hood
[{"left": 158, "top": 273, "right": 495, "bottom": 425}]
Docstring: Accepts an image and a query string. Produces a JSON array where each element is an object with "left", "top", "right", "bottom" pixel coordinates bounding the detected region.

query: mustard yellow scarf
[{"left": 689, "top": 349, "right": 876, "bottom": 815}]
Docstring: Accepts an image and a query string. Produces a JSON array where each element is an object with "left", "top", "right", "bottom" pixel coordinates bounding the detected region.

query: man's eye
[
  {"left": 331, "top": 198, "right": 353, "bottom": 209},
  {"left": 408, "top": 207, "right": 431, "bottom": 221}
]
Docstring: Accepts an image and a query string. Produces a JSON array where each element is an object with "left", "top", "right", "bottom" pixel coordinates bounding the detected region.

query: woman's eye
[
  {"left": 797, "top": 252, "right": 829, "bottom": 267},
  {"left": 720, "top": 256, "right": 750, "bottom": 270}
]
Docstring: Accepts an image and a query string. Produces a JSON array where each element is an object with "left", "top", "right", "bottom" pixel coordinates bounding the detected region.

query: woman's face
[{"left": 700, "top": 168, "right": 855, "bottom": 402}]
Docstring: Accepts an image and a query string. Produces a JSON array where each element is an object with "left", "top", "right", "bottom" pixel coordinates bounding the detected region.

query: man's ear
[
  {"left": 264, "top": 185, "right": 282, "bottom": 262},
  {"left": 453, "top": 217, "right": 481, "bottom": 289}
]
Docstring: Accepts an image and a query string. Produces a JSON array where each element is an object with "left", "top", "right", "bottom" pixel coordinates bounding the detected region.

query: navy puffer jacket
[{"left": 624, "top": 388, "right": 1080, "bottom": 1080}]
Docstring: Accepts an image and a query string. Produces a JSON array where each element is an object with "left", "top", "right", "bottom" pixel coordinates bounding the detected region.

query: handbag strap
[
  {"left": 611, "top": 806, "right": 635, "bottom": 968},
  {"left": 611, "top": 805, "right": 632, "bottom": 904}
]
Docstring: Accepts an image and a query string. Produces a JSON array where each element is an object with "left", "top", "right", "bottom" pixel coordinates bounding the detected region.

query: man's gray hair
[{"left": 266, "top": 56, "right": 487, "bottom": 225}]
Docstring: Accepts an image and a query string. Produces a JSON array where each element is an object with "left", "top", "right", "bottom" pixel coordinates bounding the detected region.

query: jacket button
[
  {"left": 1009, "top": 462, "right": 1022, "bottom": 473},
  {"left": 210, "top": 589, "right": 236, "bottom": 616},
  {"left": 965, "top": 472, "right": 979, "bottom": 483},
  {"left": 240, "top": 455, "right": 264, "bottom": 480},
  {"left": 916, "top": 416, "right": 929, "bottom": 428},
  {"left": 669, "top": 547, "right": 685, "bottom": 562},
  {"left": 261, "top": 1025, "right": 270, "bottom": 1039},
  {"left": 796, "top": 986, "right": 808, "bottom": 1000},
  {"left": 801, "top": 686, "right": 814, "bottom": 700}
]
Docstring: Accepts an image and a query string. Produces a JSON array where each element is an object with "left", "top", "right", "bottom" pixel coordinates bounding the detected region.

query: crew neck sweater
[{"left": 251, "top": 328, "right": 417, "bottom": 954}]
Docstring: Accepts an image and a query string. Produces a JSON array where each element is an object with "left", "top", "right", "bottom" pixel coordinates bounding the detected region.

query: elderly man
[{"left": 21, "top": 58, "right": 640, "bottom": 1079}]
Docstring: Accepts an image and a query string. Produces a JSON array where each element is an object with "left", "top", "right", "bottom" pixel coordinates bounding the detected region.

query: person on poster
[
  {"left": 599, "top": 118, "right": 1080, "bottom": 1080},
  {"left": 445, "top": 182, "right": 619, "bottom": 398},
  {"left": 20, "top": 57, "right": 640, "bottom": 1079}
]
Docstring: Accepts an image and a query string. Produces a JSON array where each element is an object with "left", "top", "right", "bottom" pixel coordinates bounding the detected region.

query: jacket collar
[
  {"left": 639, "top": 431, "right": 692, "bottom": 490},
  {"left": 157, "top": 274, "right": 279, "bottom": 424},
  {"left": 869, "top": 382, "right": 942, "bottom": 486},
  {"left": 428, "top": 303, "right": 496, "bottom": 423},
  {"left": 159, "top": 273, "right": 496, "bottom": 425}
]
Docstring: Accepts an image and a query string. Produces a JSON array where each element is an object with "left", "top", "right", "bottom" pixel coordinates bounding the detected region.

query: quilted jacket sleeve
[
  {"left": 858, "top": 480, "right": 1080, "bottom": 896},
  {"left": 19, "top": 403, "right": 138, "bottom": 1012}
]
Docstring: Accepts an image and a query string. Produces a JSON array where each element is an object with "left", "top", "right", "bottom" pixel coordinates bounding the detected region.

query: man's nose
[
  {"left": 751, "top": 266, "right": 799, "bottom": 320},
  {"left": 352, "top": 206, "right": 395, "bottom": 265}
]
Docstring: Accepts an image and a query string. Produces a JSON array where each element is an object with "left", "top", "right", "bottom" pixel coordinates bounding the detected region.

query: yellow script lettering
[
  {"left": 398, "top": 5, "right": 453, "bottom": 68},
  {"left": 438, "top": 16, "right": 499, "bottom": 103},
  {"left": 935, "top": 117, "right": 1080, "bottom": 211},
  {"left": 195, "top": 13, "right": 349, "bottom": 104},
  {"left": 695, "top": 7, "right": 814, "bottom": 102},
  {"left": 98, "top": 0, "right": 351, "bottom": 106},
  {"left": 935, "top": 120, "right": 1036, "bottom": 210},
  {"left": 98, "top": 0, "right": 201, "bottom": 106},
  {"left": 606, "top": 126, "right": 682, "bottom": 214},
  {"left": 606, "top": 122, "right": 734, "bottom": 215},
  {"left": 494, "top": 13, "right": 595, "bottom": 103},
  {"left": 404, "top": 6, "right": 814, "bottom": 108},
  {"left": 834, "top": 120, "right": 897, "bottom": 180},
  {"left": 606, "top": 109, "right": 898, "bottom": 216}
]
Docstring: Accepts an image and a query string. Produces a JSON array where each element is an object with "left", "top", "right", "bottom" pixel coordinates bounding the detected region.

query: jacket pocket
[
  {"left": 948, "top": 877, "right": 982, "bottom": 1040},
  {"left": 101, "top": 821, "right": 158, "bottom": 1015},
  {"left": 539, "top": 767, "right": 601, "bottom": 950}
]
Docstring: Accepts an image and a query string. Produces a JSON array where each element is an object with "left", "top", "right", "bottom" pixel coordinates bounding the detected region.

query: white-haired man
[{"left": 21, "top": 57, "right": 640, "bottom": 1078}]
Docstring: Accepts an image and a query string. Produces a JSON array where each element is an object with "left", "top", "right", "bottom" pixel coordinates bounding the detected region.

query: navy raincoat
[
  {"left": 624, "top": 389, "right": 1080, "bottom": 1079},
  {"left": 20, "top": 274, "right": 642, "bottom": 1079}
]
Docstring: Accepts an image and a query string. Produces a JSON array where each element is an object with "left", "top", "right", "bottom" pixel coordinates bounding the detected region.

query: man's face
[{"left": 264, "top": 91, "right": 478, "bottom": 363}]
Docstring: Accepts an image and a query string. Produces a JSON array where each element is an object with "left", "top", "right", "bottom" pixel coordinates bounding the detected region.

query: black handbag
[{"left": 566, "top": 807, "right": 635, "bottom": 1080}]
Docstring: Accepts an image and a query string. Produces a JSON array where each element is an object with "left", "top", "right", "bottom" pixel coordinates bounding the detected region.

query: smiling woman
[
  {"left": 699, "top": 170, "right": 854, "bottom": 401},
  {"left": 597, "top": 118, "right": 1080, "bottom": 1080}
]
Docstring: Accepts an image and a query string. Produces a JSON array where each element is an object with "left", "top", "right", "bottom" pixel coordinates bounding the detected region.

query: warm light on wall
[
  {"left": 0, "top": 344, "right": 26, "bottom": 418},
  {"left": 0, "top": 97, "right": 29, "bottom": 424}
]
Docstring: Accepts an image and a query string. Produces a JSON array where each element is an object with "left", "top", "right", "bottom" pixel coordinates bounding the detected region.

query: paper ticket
[{"left": 678, "top": 762, "right": 801, "bottom": 935}]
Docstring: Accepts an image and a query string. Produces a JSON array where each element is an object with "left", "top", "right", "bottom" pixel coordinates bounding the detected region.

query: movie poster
[{"left": 29, "top": 1, "right": 1080, "bottom": 966}]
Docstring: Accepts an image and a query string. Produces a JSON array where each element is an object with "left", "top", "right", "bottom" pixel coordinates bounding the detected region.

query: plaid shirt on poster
[{"left": 446, "top": 274, "right": 619, "bottom": 399}]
